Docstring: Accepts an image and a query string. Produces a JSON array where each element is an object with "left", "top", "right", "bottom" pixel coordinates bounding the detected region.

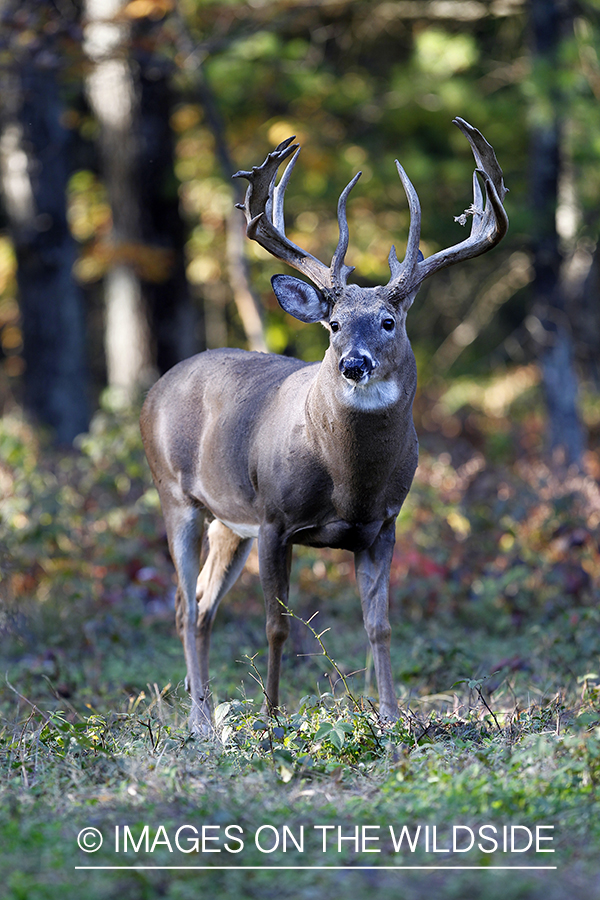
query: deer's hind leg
[
  {"left": 161, "top": 494, "right": 208, "bottom": 737},
  {"left": 192, "top": 519, "right": 253, "bottom": 707},
  {"left": 170, "top": 511, "right": 252, "bottom": 736}
]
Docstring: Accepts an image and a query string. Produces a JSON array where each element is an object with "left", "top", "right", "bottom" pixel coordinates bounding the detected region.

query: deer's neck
[{"left": 304, "top": 348, "right": 417, "bottom": 518}]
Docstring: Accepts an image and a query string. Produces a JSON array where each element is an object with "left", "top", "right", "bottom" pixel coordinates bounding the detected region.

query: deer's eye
[
  {"left": 330, "top": 321, "right": 340, "bottom": 333},
  {"left": 382, "top": 318, "right": 395, "bottom": 332}
]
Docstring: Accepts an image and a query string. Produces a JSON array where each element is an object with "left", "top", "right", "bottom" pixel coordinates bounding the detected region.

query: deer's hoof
[
  {"left": 378, "top": 705, "right": 400, "bottom": 727},
  {"left": 188, "top": 704, "right": 214, "bottom": 740}
]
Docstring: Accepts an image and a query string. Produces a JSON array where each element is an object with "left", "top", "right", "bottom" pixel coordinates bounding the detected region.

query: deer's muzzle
[{"left": 339, "top": 353, "right": 375, "bottom": 383}]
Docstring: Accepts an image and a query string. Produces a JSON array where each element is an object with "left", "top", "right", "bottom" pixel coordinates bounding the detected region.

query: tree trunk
[
  {"left": 136, "top": 53, "right": 199, "bottom": 371},
  {"left": 172, "top": 14, "right": 267, "bottom": 353},
  {"left": 529, "top": 0, "right": 585, "bottom": 466},
  {"left": 0, "top": 53, "right": 89, "bottom": 443},
  {"left": 199, "top": 69, "right": 267, "bottom": 352},
  {"left": 577, "top": 242, "right": 600, "bottom": 385},
  {"left": 83, "top": 0, "right": 153, "bottom": 402}
]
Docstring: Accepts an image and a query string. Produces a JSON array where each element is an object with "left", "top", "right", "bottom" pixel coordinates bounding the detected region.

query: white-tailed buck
[{"left": 140, "top": 118, "right": 508, "bottom": 736}]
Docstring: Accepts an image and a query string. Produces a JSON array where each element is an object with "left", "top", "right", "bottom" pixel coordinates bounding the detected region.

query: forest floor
[{"left": 1, "top": 367, "right": 600, "bottom": 899}]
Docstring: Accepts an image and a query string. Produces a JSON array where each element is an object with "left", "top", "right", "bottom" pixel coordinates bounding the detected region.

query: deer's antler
[
  {"left": 384, "top": 117, "right": 509, "bottom": 299},
  {"left": 233, "top": 136, "right": 360, "bottom": 297},
  {"left": 235, "top": 120, "right": 508, "bottom": 304}
]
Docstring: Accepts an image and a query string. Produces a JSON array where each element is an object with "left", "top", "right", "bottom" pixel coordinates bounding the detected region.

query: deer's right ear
[{"left": 271, "top": 274, "right": 330, "bottom": 324}]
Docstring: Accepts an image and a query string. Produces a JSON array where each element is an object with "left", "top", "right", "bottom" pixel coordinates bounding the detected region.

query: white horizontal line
[{"left": 75, "top": 865, "right": 558, "bottom": 871}]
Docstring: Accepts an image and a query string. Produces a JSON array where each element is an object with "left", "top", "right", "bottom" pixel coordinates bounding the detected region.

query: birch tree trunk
[{"left": 83, "top": 0, "right": 153, "bottom": 402}]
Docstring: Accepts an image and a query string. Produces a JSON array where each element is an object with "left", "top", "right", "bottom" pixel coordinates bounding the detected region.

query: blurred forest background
[{"left": 0, "top": 0, "right": 598, "bottom": 464}]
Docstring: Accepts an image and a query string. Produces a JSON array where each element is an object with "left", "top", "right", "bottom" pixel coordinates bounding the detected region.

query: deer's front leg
[
  {"left": 257, "top": 524, "right": 293, "bottom": 713},
  {"left": 354, "top": 518, "right": 399, "bottom": 723}
]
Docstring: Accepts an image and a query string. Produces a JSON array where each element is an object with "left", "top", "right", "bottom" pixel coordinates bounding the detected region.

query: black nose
[{"left": 339, "top": 354, "right": 373, "bottom": 382}]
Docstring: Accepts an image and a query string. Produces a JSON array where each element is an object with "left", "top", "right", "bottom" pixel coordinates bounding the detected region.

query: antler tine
[
  {"left": 454, "top": 117, "right": 505, "bottom": 200},
  {"left": 331, "top": 172, "right": 361, "bottom": 291},
  {"left": 386, "top": 160, "right": 422, "bottom": 291},
  {"left": 234, "top": 137, "right": 334, "bottom": 293},
  {"left": 272, "top": 146, "right": 300, "bottom": 234},
  {"left": 471, "top": 166, "right": 484, "bottom": 215},
  {"left": 234, "top": 136, "right": 296, "bottom": 217}
]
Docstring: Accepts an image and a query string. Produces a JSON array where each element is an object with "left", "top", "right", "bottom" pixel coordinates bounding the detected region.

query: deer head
[{"left": 234, "top": 118, "right": 508, "bottom": 393}]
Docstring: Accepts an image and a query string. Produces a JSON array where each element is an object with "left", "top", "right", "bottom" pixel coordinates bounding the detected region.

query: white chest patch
[
  {"left": 339, "top": 379, "right": 400, "bottom": 411},
  {"left": 218, "top": 519, "right": 260, "bottom": 539}
]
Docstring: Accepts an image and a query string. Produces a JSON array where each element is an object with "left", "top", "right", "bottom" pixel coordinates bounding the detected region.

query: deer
[{"left": 140, "top": 117, "right": 508, "bottom": 737}]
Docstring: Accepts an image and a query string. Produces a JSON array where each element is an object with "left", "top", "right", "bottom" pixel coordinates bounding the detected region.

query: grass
[{"left": 1, "top": 384, "right": 600, "bottom": 899}]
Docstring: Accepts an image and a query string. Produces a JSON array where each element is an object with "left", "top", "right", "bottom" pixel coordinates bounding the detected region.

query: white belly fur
[{"left": 218, "top": 519, "right": 260, "bottom": 539}]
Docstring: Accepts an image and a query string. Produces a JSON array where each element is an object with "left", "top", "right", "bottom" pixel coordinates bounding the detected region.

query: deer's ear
[{"left": 271, "top": 274, "right": 330, "bottom": 324}]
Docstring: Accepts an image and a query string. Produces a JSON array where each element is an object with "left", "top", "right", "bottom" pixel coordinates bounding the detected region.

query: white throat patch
[{"left": 339, "top": 378, "right": 400, "bottom": 411}]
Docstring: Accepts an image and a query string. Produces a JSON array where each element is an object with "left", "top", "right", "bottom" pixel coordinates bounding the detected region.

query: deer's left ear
[{"left": 271, "top": 274, "right": 331, "bottom": 323}]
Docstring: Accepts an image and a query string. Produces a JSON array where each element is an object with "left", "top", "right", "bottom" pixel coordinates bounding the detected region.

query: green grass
[{"left": 1, "top": 399, "right": 600, "bottom": 899}]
